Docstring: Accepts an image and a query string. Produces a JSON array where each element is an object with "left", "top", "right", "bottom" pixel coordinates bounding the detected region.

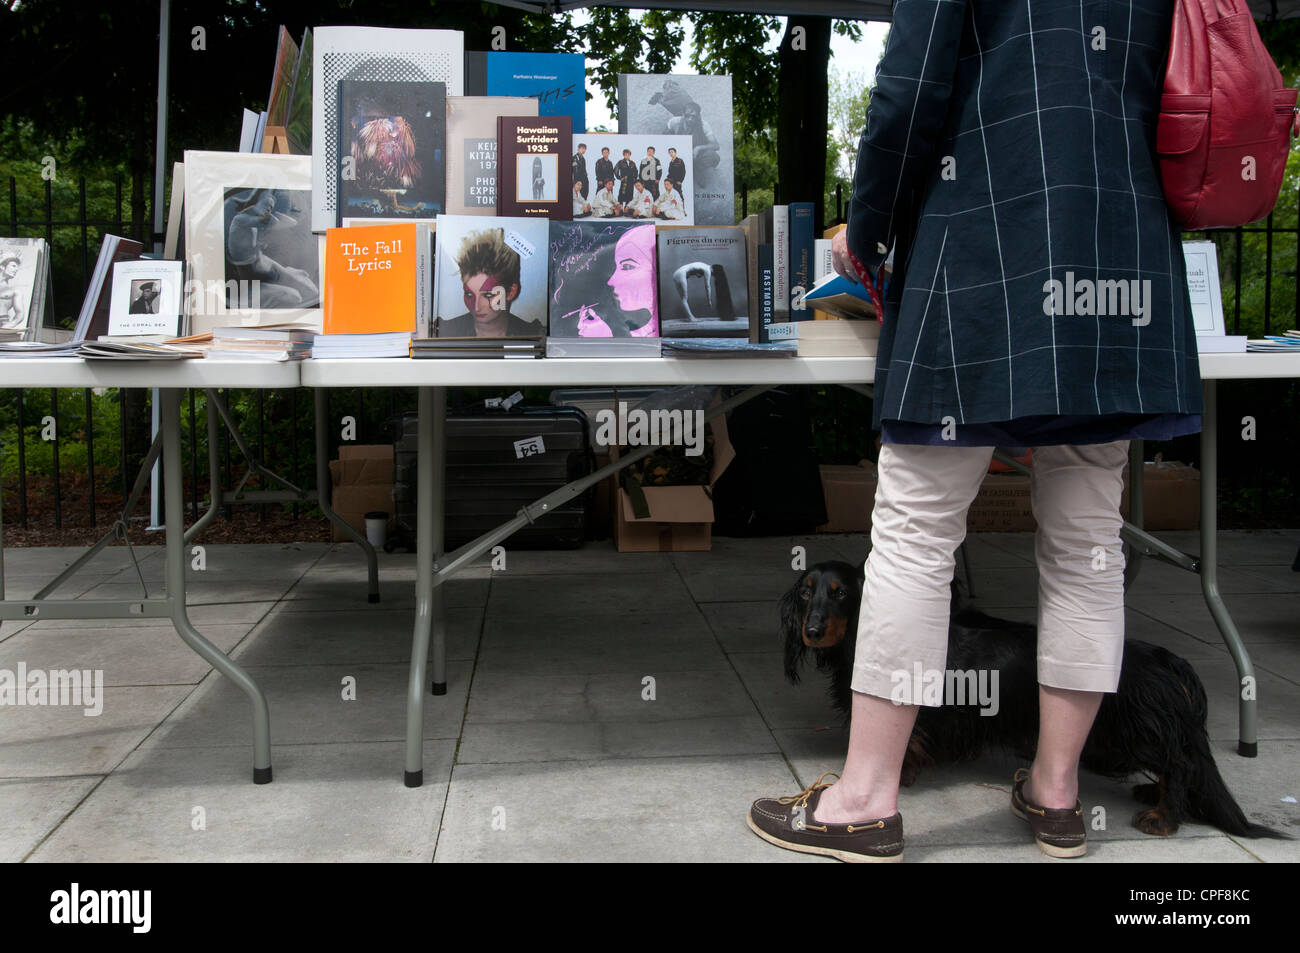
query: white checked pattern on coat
[{"left": 846, "top": 0, "right": 1202, "bottom": 430}]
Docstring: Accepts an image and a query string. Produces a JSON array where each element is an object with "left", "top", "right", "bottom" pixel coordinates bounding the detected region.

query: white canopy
[{"left": 489, "top": 1, "right": 1299, "bottom": 21}]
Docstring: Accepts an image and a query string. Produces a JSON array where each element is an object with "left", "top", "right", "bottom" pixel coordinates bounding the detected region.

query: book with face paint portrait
[
  {"left": 547, "top": 220, "right": 658, "bottom": 350},
  {"left": 431, "top": 214, "right": 549, "bottom": 339}
]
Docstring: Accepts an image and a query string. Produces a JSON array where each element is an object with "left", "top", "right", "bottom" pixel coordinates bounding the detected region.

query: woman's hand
[{"left": 830, "top": 229, "right": 858, "bottom": 283}]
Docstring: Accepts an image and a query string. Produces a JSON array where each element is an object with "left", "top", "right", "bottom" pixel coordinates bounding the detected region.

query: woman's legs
[
  {"left": 1024, "top": 441, "right": 1128, "bottom": 808},
  {"left": 814, "top": 441, "right": 992, "bottom": 823}
]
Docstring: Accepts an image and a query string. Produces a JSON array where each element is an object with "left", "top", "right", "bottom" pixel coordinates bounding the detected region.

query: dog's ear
[{"left": 780, "top": 584, "right": 805, "bottom": 684}]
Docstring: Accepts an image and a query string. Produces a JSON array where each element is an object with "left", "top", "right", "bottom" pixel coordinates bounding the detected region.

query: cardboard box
[
  {"left": 1122, "top": 461, "right": 1200, "bottom": 531},
  {"left": 817, "top": 460, "right": 877, "bottom": 532},
  {"left": 612, "top": 412, "right": 735, "bottom": 553},
  {"left": 966, "top": 473, "right": 1036, "bottom": 532},
  {"left": 965, "top": 460, "right": 1201, "bottom": 533},
  {"left": 328, "top": 444, "right": 395, "bottom": 542}
]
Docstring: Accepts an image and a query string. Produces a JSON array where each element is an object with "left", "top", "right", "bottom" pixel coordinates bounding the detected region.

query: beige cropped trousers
[{"left": 851, "top": 440, "right": 1129, "bottom": 703}]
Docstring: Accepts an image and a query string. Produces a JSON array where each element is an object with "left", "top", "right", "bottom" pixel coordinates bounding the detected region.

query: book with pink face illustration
[{"left": 547, "top": 221, "right": 658, "bottom": 340}]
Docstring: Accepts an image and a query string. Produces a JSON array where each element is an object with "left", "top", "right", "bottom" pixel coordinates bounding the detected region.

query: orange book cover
[{"left": 323, "top": 224, "right": 420, "bottom": 334}]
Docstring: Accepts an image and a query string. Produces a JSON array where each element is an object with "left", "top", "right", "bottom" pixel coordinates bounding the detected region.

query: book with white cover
[
  {"left": 185, "top": 151, "right": 321, "bottom": 333},
  {"left": 107, "top": 260, "right": 185, "bottom": 337},
  {"left": 312, "top": 27, "right": 465, "bottom": 232}
]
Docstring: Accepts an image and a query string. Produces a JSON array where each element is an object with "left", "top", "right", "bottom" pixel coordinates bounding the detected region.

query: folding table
[
  {"left": 302, "top": 353, "right": 1298, "bottom": 786},
  {"left": 0, "top": 358, "right": 297, "bottom": 784}
]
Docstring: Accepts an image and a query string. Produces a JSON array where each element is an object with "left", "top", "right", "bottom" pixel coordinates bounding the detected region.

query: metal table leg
[
  {"left": 314, "top": 388, "right": 380, "bottom": 603},
  {"left": 1123, "top": 438, "right": 1145, "bottom": 588},
  {"left": 405, "top": 385, "right": 443, "bottom": 787},
  {"left": 160, "top": 388, "right": 273, "bottom": 783},
  {"left": 400, "top": 384, "right": 773, "bottom": 786},
  {"left": 183, "top": 390, "right": 223, "bottom": 546},
  {"left": 1199, "top": 380, "right": 1256, "bottom": 756}
]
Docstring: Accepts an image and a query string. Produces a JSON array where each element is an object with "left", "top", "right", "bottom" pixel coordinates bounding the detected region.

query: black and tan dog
[{"left": 781, "top": 560, "right": 1287, "bottom": 839}]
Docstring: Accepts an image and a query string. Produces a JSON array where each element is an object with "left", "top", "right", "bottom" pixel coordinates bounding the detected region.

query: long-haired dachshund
[{"left": 781, "top": 560, "right": 1288, "bottom": 839}]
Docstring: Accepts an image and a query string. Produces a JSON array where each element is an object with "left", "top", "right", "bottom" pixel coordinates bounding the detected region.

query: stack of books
[
  {"left": 208, "top": 327, "right": 313, "bottom": 361},
  {"left": 312, "top": 331, "right": 413, "bottom": 359},
  {"left": 766, "top": 313, "right": 880, "bottom": 357},
  {"left": 1246, "top": 330, "right": 1300, "bottom": 352},
  {"left": 412, "top": 336, "right": 543, "bottom": 359}
]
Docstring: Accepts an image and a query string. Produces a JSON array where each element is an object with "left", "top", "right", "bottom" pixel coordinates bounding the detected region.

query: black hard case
[{"left": 388, "top": 405, "right": 593, "bottom": 552}]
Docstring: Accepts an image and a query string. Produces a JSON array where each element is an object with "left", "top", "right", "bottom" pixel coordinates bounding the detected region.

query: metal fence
[{"left": 2, "top": 176, "right": 1298, "bottom": 533}]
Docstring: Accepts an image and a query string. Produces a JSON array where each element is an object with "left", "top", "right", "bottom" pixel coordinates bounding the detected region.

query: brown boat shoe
[
  {"left": 747, "top": 772, "right": 904, "bottom": 863},
  {"left": 1010, "top": 767, "right": 1087, "bottom": 858}
]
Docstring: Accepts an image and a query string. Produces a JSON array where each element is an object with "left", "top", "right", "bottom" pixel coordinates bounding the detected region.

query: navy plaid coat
[{"left": 847, "top": 0, "right": 1203, "bottom": 430}]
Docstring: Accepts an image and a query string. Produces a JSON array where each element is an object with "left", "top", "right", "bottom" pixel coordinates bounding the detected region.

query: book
[
  {"left": 322, "top": 222, "right": 432, "bottom": 336},
  {"left": 411, "top": 335, "right": 543, "bottom": 359},
  {"left": 739, "top": 214, "right": 763, "bottom": 339},
  {"left": 464, "top": 51, "right": 586, "bottom": 132},
  {"left": 764, "top": 204, "right": 789, "bottom": 318},
  {"left": 803, "top": 271, "right": 879, "bottom": 321},
  {"left": 788, "top": 201, "right": 816, "bottom": 319},
  {"left": 183, "top": 151, "right": 320, "bottom": 332},
  {"left": 431, "top": 214, "right": 550, "bottom": 340},
  {"left": 285, "top": 28, "right": 313, "bottom": 155},
  {"left": 766, "top": 317, "right": 880, "bottom": 357},
  {"left": 73, "top": 235, "right": 144, "bottom": 342},
  {"left": 497, "top": 115, "right": 572, "bottom": 219},
  {"left": 1, "top": 238, "right": 50, "bottom": 342},
  {"left": 572, "top": 133, "right": 696, "bottom": 225},
  {"left": 78, "top": 339, "right": 203, "bottom": 360},
  {"left": 757, "top": 242, "right": 774, "bottom": 340},
  {"left": 618, "top": 74, "right": 734, "bottom": 226},
  {"left": 656, "top": 226, "right": 748, "bottom": 338},
  {"left": 1195, "top": 335, "right": 1248, "bottom": 353},
  {"left": 814, "top": 225, "right": 842, "bottom": 320},
  {"left": 312, "top": 27, "right": 465, "bottom": 231},
  {"left": 266, "top": 26, "right": 301, "bottom": 129},
  {"left": 337, "top": 79, "right": 446, "bottom": 225},
  {"left": 548, "top": 220, "right": 658, "bottom": 346},
  {"left": 445, "top": 96, "right": 538, "bottom": 216},
  {"left": 661, "top": 338, "right": 795, "bottom": 357},
  {"left": 208, "top": 325, "right": 313, "bottom": 361},
  {"left": 239, "top": 109, "right": 260, "bottom": 152},
  {"left": 310, "top": 330, "right": 412, "bottom": 358},
  {"left": 163, "top": 161, "right": 185, "bottom": 260},
  {"left": 544, "top": 336, "right": 662, "bottom": 358},
  {"left": 108, "top": 260, "right": 185, "bottom": 337}
]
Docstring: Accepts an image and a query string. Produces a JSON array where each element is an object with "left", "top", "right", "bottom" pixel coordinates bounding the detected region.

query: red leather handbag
[{"left": 1157, "top": 0, "right": 1298, "bottom": 229}]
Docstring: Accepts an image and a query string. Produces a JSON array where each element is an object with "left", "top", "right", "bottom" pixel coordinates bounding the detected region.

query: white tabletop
[
  {"left": 300, "top": 356, "right": 879, "bottom": 387},
  {"left": 1194, "top": 351, "right": 1300, "bottom": 380},
  {"left": 0, "top": 358, "right": 301, "bottom": 389},
  {"left": 2, "top": 351, "right": 1296, "bottom": 391},
  {"left": 299, "top": 351, "right": 1300, "bottom": 388}
]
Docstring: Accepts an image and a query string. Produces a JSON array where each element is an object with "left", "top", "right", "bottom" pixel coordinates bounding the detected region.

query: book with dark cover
[
  {"left": 337, "top": 80, "right": 446, "bottom": 224},
  {"left": 788, "top": 201, "right": 815, "bottom": 318},
  {"left": 548, "top": 220, "right": 658, "bottom": 342},
  {"left": 656, "top": 226, "right": 748, "bottom": 338},
  {"left": 497, "top": 116, "right": 572, "bottom": 219},
  {"left": 618, "top": 74, "right": 734, "bottom": 226},
  {"left": 73, "top": 235, "right": 144, "bottom": 342},
  {"left": 445, "top": 96, "right": 538, "bottom": 216},
  {"left": 465, "top": 51, "right": 586, "bottom": 132},
  {"left": 757, "top": 242, "right": 774, "bottom": 342}
]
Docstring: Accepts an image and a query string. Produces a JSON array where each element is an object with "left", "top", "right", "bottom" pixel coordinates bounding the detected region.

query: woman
[
  {"left": 574, "top": 224, "right": 659, "bottom": 338},
  {"left": 748, "top": 0, "right": 1202, "bottom": 862},
  {"left": 436, "top": 228, "right": 539, "bottom": 338}
]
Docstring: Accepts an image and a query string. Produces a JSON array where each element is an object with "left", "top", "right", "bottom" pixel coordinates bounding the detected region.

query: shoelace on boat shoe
[{"left": 776, "top": 772, "right": 886, "bottom": 832}]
